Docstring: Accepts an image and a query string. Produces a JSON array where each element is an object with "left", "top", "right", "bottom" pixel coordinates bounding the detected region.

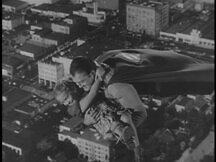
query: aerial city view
[{"left": 2, "top": 0, "right": 214, "bottom": 162}]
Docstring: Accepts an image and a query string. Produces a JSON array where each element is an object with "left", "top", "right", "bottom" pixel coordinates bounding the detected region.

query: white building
[
  {"left": 52, "top": 56, "right": 73, "bottom": 76},
  {"left": 38, "top": 59, "right": 64, "bottom": 88},
  {"left": 58, "top": 117, "right": 114, "bottom": 162},
  {"left": 126, "top": 1, "right": 169, "bottom": 36}
]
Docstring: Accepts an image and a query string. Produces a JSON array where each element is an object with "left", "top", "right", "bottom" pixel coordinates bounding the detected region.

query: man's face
[{"left": 72, "top": 71, "right": 95, "bottom": 92}]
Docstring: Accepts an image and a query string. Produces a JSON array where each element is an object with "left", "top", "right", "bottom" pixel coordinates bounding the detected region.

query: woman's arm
[{"left": 79, "top": 77, "right": 102, "bottom": 113}]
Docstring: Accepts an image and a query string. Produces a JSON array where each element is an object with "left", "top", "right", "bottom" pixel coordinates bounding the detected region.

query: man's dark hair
[{"left": 70, "top": 56, "right": 96, "bottom": 76}]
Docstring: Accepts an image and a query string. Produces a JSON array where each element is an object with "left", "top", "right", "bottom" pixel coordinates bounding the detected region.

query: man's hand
[
  {"left": 95, "top": 65, "right": 107, "bottom": 81},
  {"left": 83, "top": 109, "right": 99, "bottom": 125}
]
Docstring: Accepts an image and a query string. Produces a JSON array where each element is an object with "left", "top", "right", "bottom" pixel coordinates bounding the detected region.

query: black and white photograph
[{"left": 2, "top": 0, "right": 214, "bottom": 162}]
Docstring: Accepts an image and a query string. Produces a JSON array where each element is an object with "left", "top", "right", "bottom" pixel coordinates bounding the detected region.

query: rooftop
[
  {"left": 61, "top": 117, "right": 84, "bottom": 131},
  {"left": 3, "top": 0, "right": 28, "bottom": 8},
  {"left": 176, "top": 97, "right": 194, "bottom": 106},
  {"left": 15, "top": 103, "right": 36, "bottom": 115},
  {"left": 163, "top": 11, "right": 215, "bottom": 40},
  {"left": 2, "top": 55, "right": 25, "bottom": 69},
  {"left": 3, "top": 128, "right": 39, "bottom": 149},
  {"left": 3, "top": 110, "right": 31, "bottom": 126},
  {"left": 43, "top": 32, "right": 70, "bottom": 44},
  {"left": 2, "top": 88, "right": 32, "bottom": 113},
  {"left": 19, "top": 43, "right": 47, "bottom": 56},
  {"left": 32, "top": 3, "right": 83, "bottom": 14},
  {"left": 127, "top": 0, "right": 168, "bottom": 8},
  {"left": 2, "top": 11, "right": 23, "bottom": 20}
]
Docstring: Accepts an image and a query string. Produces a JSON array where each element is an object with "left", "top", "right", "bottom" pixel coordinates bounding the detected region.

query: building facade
[
  {"left": 58, "top": 117, "right": 116, "bottom": 162},
  {"left": 126, "top": 1, "right": 169, "bottom": 36},
  {"left": 38, "top": 60, "right": 64, "bottom": 88},
  {"left": 160, "top": 26, "right": 214, "bottom": 49}
]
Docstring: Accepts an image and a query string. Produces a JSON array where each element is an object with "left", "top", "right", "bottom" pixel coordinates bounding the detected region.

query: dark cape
[{"left": 95, "top": 49, "right": 214, "bottom": 96}]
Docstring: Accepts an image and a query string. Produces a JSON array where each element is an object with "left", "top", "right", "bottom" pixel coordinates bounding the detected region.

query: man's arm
[{"left": 107, "top": 83, "right": 148, "bottom": 118}]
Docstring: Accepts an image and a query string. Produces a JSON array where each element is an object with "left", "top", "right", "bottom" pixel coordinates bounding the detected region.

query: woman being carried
[{"left": 54, "top": 77, "right": 137, "bottom": 150}]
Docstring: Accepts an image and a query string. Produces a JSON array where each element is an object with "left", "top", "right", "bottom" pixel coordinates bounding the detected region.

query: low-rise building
[
  {"left": 73, "top": 3, "right": 106, "bottom": 26},
  {"left": 18, "top": 43, "right": 48, "bottom": 60},
  {"left": 51, "top": 15, "right": 88, "bottom": 36},
  {"left": 160, "top": 11, "right": 214, "bottom": 49},
  {"left": 20, "top": 0, "right": 61, "bottom": 6},
  {"left": 58, "top": 117, "right": 118, "bottom": 162},
  {"left": 2, "top": 55, "right": 25, "bottom": 79},
  {"left": 2, "top": 12, "right": 25, "bottom": 31},
  {"left": 175, "top": 97, "right": 194, "bottom": 112},
  {"left": 2, "top": 0, "right": 28, "bottom": 12}
]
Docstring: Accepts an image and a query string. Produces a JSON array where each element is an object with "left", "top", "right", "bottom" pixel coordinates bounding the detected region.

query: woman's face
[{"left": 56, "top": 91, "right": 74, "bottom": 106}]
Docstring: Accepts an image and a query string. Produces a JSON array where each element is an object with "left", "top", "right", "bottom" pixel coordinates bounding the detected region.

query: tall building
[
  {"left": 38, "top": 57, "right": 64, "bottom": 88},
  {"left": 126, "top": 1, "right": 169, "bottom": 36},
  {"left": 58, "top": 117, "right": 119, "bottom": 162}
]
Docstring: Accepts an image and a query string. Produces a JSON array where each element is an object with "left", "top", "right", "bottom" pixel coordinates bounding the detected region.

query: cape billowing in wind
[{"left": 95, "top": 49, "right": 214, "bottom": 96}]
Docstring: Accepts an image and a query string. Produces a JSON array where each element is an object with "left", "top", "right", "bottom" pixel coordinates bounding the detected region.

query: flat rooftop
[
  {"left": 2, "top": 55, "right": 25, "bottom": 69},
  {"left": 2, "top": 88, "right": 32, "bottom": 113},
  {"left": 127, "top": 0, "right": 168, "bottom": 8},
  {"left": 32, "top": 3, "right": 83, "bottom": 14},
  {"left": 43, "top": 32, "right": 69, "bottom": 44},
  {"left": 2, "top": 11, "right": 23, "bottom": 20},
  {"left": 19, "top": 43, "right": 47, "bottom": 55},
  {"left": 3, "top": 0, "right": 28, "bottom": 8},
  {"left": 163, "top": 11, "right": 215, "bottom": 40}
]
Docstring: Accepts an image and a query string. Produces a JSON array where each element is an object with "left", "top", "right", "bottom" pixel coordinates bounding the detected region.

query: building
[
  {"left": 38, "top": 57, "right": 64, "bottom": 88},
  {"left": 126, "top": 1, "right": 169, "bottom": 36},
  {"left": 2, "top": 55, "right": 25, "bottom": 78},
  {"left": 2, "top": 88, "right": 32, "bottom": 114},
  {"left": 30, "top": 3, "right": 82, "bottom": 18},
  {"left": 18, "top": 43, "right": 48, "bottom": 60},
  {"left": 175, "top": 97, "right": 194, "bottom": 112},
  {"left": 58, "top": 117, "right": 117, "bottom": 162},
  {"left": 19, "top": 0, "right": 61, "bottom": 6},
  {"left": 73, "top": 2, "right": 106, "bottom": 26},
  {"left": 52, "top": 56, "right": 73, "bottom": 76},
  {"left": 192, "top": 0, "right": 214, "bottom": 4},
  {"left": 159, "top": 11, "right": 215, "bottom": 49},
  {"left": 2, "top": 129, "right": 40, "bottom": 156},
  {"left": 173, "top": 0, "right": 194, "bottom": 13},
  {"left": 176, "top": 130, "right": 214, "bottom": 162},
  {"left": 2, "top": 0, "right": 28, "bottom": 12},
  {"left": 51, "top": 15, "right": 88, "bottom": 36},
  {"left": 84, "top": 0, "right": 119, "bottom": 11},
  {"left": 2, "top": 12, "right": 25, "bottom": 31}
]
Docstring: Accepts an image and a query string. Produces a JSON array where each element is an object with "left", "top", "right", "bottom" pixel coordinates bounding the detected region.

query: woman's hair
[{"left": 54, "top": 79, "right": 84, "bottom": 101}]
